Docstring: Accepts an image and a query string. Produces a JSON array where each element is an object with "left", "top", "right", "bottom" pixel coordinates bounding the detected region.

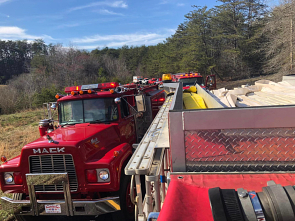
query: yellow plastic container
[
  {"left": 183, "top": 86, "right": 197, "bottom": 93},
  {"left": 183, "top": 92, "right": 207, "bottom": 109}
]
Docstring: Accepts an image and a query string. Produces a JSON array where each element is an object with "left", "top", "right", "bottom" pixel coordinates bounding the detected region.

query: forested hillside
[{"left": 0, "top": 0, "right": 294, "bottom": 114}]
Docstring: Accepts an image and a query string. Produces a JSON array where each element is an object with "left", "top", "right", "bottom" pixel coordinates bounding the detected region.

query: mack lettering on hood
[{"left": 33, "top": 147, "right": 65, "bottom": 154}]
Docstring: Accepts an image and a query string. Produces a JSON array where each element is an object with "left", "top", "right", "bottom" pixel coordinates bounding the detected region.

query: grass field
[{"left": 0, "top": 108, "right": 44, "bottom": 220}]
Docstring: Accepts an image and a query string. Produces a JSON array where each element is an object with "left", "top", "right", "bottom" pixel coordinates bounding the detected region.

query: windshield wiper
[
  {"left": 89, "top": 119, "right": 112, "bottom": 124},
  {"left": 89, "top": 119, "right": 102, "bottom": 124},
  {"left": 61, "top": 122, "right": 77, "bottom": 127}
]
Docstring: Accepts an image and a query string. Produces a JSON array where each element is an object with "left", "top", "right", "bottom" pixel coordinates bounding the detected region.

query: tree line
[{"left": 0, "top": 0, "right": 294, "bottom": 114}]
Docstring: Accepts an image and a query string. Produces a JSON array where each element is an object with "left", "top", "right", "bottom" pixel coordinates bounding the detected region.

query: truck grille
[{"left": 29, "top": 155, "right": 78, "bottom": 192}]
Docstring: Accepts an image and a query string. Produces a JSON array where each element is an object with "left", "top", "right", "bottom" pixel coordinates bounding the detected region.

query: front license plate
[{"left": 45, "top": 204, "right": 61, "bottom": 213}]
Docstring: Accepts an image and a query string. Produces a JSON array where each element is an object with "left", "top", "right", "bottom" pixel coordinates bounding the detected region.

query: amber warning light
[
  {"left": 113, "top": 151, "right": 119, "bottom": 157},
  {"left": 1, "top": 156, "right": 7, "bottom": 163}
]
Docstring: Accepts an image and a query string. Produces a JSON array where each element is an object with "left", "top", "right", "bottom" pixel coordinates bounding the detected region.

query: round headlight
[
  {"left": 99, "top": 170, "right": 109, "bottom": 180},
  {"left": 4, "top": 173, "right": 13, "bottom": 183}
]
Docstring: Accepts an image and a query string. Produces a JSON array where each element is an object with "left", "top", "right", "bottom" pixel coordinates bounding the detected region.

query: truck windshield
[
  {"left": 59, "top": 98, "right": 118, "bottom": 125},
  {"left": 179, "top": 77, "right": 204, "bottom": 87}
]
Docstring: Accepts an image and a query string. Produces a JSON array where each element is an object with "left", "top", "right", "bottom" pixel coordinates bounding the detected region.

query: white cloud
[
  {"left": 72, "top": 30, "right": 176, "bottom": 49},
  {"left": 164, "top": 28, "right": 176, "bottom": 34},
  {"left": 0, "top": 12, "right": 9, "bottom": 18},
  {"left": 75, "top": 45, "right": 101, "bottom": 50},
  {"left": 67, "top": 1, "right": 128, "bottom": 13},
  {"left": 110, "top": 1, "right": 127, "bottom": 8},
  {"left": 159, "top": 0, "right": 168, "bottom": 4},
  {"left": 72, "top": 33, "right": 162, "bottom": 44},
  {"left": 0, "top": 0, "right": 12, "bottom": 5},
  {"left": 177, "top": 3, "right": 185, "bottom": 6},
  {"left": 56, "top": 23, "right": 81, "bottom": 29},
  {"left": 0, "top": 26, "right": 54, "bottom": 41},
  {"left": 94, "top": 9, "right": 124, "bottom": 16}
]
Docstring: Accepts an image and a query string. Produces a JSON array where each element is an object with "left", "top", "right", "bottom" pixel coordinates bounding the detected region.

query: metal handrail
[{"left": 130, "top": 175, "right": 137, "bottom": 205}]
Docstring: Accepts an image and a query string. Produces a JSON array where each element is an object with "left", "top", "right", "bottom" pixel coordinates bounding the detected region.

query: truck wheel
[
  {"left": 121, "top": 174, "right": 135, "bottom": 221},
  {"left": 112, "top": 174, "right": 135, "bottom": 221}
]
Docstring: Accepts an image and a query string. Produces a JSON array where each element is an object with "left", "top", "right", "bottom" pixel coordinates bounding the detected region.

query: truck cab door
[
  {"left": 205, "top": 75, "right": 216, "bottom": 90},
  {"left": 118, "top": 98, "right": 137, "bottom": 145}
]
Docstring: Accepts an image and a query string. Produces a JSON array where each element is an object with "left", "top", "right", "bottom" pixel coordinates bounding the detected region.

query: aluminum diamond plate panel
[{"left": 185, "top": 128, "right": 295, "bottom": 172}]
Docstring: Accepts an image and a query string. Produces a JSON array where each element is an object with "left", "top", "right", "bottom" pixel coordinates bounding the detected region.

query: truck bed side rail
[{"left": 125, "top": 94, "right": 172, "bottom": 221}]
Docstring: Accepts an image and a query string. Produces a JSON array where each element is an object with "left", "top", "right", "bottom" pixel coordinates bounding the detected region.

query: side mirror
[
  {"left": 114, "top": 98, "right": 121, "bottom": 104},
  {"left": 135, "top": 95, "right": 146, "bottom": 112},
  {"left": 51, "top": 103, "right": 57, "bottom": 109}
]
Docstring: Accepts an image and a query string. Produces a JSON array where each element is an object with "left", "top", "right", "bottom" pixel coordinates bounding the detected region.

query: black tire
[{"left": 112, "top": 174, "right": 135, "bottom": 221}]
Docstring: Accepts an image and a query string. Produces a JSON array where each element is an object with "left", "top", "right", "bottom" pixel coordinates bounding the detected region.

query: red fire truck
[
  {"left": 172, "top": 73, "right": 216, "bottom": 90},
  {"left": 0, "top": 82, "right": 165, "bottom": 220}
]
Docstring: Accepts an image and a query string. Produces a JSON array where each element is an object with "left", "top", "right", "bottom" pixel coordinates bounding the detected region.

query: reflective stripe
[{"left": 107, "top": 200, "right": 121, "bottom": 210}]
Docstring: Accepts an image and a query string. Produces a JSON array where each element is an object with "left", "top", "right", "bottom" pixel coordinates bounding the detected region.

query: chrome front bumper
[{"left": 1, "top": 173, "right": 120, "bottom": 216}]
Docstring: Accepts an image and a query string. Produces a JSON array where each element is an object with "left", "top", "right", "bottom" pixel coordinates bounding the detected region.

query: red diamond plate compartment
[{"left": 185, "top": 128, "right": 295, "bottom": 162}]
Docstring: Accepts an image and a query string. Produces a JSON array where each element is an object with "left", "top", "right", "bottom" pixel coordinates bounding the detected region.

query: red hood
[{"left": 22, "top": 123, "right": 121, "bottom": 162}]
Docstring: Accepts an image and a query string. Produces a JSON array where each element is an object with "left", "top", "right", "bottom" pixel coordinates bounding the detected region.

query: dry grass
[{"left": 0, "top": 108, "right": 44, "bottom": 220}]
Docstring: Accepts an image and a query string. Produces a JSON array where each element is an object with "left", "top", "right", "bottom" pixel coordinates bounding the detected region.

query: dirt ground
[{"left": 216, "top": 72, "right": 286, "bottom": 89}]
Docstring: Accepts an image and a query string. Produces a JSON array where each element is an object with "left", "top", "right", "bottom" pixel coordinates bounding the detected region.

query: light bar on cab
[
  {"left": 65, "top": 82, "right": 119, "bottom": 93},
  {"left": 177, "top": 73, "right": 199, "bottom": 78},
  {"left": 65, "top": 86, "right": 81, "bottom": 93}
]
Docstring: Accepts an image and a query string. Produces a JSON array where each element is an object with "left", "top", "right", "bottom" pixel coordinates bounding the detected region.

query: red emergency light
[
  {"left": 65, "top": 86, "right": 81, "bottom": 93},
  {"left": 65, "top": 82, "right": 119, "bottom": 94}
]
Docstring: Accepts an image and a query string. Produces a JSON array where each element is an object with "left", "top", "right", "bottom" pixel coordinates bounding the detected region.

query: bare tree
[{"left": 263, "top": 0, "right": 295, "bottom": 74}]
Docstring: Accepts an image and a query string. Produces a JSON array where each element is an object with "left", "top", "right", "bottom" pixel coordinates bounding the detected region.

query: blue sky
[{"left": 0, "top": 0, "right": 279, "bottom": 50}]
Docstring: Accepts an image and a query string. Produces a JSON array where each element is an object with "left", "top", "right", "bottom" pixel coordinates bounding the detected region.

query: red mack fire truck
[
  {"left": 172, "top": 72, "right": 216, "bottom": 90},
  {"left": 0, "top": 82, "right": 165, "bottom": 221}
]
